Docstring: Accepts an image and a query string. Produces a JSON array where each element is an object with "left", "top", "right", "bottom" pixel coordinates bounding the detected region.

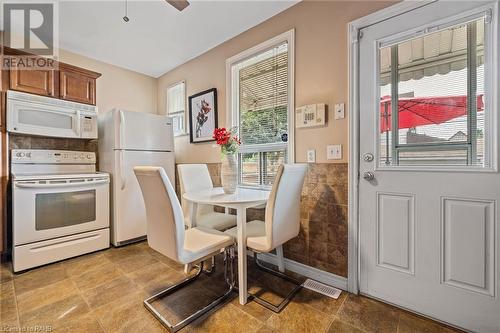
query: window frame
[
  {"left": 226, "top": 29, "right": 295, "bottom": 189},
  {"left": 166, "top": 80, "right": 187, "bottom": 137},
  {"left": 374, "top": 10, "right": 496, "bottom": 172}
]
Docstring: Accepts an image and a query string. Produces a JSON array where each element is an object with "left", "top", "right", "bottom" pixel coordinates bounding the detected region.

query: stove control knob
[{"left": 86, "top": 154, "right": 93, "bottom": 159}]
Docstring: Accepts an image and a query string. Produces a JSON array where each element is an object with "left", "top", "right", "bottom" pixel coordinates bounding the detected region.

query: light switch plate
[
  {"left": 327, "top": 145, "right": 342, "bottom": 160},
  {"left": 307, "top": 149, "right": 316, "bottom": 163},
  {"left": 334, "top": 103, "right": 345, "bottom": 120}
]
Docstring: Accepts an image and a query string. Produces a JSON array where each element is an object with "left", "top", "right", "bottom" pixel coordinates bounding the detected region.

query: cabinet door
[
  {"left": 10, "top": 68, "right": 56, "bottom": 97},
  {"left": 60, "top": 70, "right": 96, "bottom": 105}
]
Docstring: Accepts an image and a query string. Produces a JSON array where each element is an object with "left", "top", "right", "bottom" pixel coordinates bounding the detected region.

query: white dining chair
[
  {"left": 134, "top": 166, "right": 236, "bottom": 332},
  {"left": 178, "top": 164, "right": 237, "bottom": 230},
  {"left": 224, "top": 164, "right": 307, "bottom": 312}
]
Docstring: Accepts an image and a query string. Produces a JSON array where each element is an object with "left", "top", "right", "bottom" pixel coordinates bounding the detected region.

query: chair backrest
[
  {"left": 134, "top": 166, "right": 185, "bottom": 263},
  {"left": 177, "top": 164, "right": 214, "bottom": 220},
  {"left": 264, "top": 164, "right": 307, "bottom": 251}
]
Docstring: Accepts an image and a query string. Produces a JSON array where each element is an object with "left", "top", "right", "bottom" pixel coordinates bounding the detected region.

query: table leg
[{"left": 237, "top": 206, "right": 247, "bottom": 305}]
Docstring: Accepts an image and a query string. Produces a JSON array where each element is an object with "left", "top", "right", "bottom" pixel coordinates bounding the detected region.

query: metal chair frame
[
  {"left": 143, "top": 247, "right": 236, "bottom": 332},
  {"left": 246, "top": 251, "right": 303, "bottom": 313}
]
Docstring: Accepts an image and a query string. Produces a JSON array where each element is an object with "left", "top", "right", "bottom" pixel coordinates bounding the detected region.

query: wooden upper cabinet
[
  {"left": 59, "top": 65, "right": 100, "bottom": 105},
  {"left": 10, "top": 68, "right": 56, "bottom": 97}
]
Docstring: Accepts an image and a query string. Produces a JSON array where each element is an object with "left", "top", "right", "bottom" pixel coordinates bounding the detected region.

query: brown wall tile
[{"left": 9, "top": 134, "right": 98, "bottom": 153}]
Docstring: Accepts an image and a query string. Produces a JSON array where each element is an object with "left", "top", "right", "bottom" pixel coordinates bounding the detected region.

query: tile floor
[{"left": 0, "top": 241, "right": 462, "bottom": 333}]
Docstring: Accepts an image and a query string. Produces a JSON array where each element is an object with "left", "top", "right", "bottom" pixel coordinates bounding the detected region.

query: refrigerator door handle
[
  {"left": 119, "top": 110, "right": 125, "bottom": 149},
  {"left": 119, "top": 150, "right": 126, "bottom": 190}
]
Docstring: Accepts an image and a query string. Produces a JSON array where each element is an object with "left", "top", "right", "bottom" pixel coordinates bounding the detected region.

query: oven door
[{"left": 13, "top": 177, "right": 109, "bottom": 245}]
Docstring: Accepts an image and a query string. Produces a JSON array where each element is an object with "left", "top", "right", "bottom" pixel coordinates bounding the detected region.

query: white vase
[{"left": 221, "top": 154, "right": 237, "bottom": 194}]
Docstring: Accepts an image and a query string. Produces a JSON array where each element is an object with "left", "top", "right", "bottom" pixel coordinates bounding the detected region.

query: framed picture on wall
[{"left": 188, "top": 88, "right": 218, "bottom": 143}]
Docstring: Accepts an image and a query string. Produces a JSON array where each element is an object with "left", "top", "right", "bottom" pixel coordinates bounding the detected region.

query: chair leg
[
  {"left": 144, "top": 247, "right": 236, "bottom": 333},
  {"left": 247, "top": 251, "right": 303, "bottom": 313},
  {"left": 276, "top": 245, "right": 285, "bottom": 273}
]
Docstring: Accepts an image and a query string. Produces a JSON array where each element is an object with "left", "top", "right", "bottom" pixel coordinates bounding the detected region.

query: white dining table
[{"left": 183, "top": 187, "right": 270, "bottom": 305}]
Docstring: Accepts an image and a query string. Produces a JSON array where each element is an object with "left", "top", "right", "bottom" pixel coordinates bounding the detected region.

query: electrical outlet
[
  {"left": 327, "top": 145, "right": 342, "bottom": 160},
  {"left": 334, "top": 103, "right": 345, "bottom": 120},
  {"left": 307, "top": 149, "right": 316, "bottom": 163}
]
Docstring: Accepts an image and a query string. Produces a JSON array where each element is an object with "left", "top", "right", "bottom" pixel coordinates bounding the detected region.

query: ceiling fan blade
[{"left": 166, "top": 0, "right": 190, "bottom": 11}]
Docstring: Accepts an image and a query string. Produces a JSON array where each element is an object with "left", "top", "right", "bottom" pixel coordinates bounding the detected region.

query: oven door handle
[{"left": 15, "top": 179, "right": 109, "bottom": 189}]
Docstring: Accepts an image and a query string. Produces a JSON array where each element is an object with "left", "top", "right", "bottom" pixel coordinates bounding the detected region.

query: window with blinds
[
  {"left": 236, "top": 42, "right": 289, "bottom": 187},
  {"left": 167, "top": 81, "right": 186, "bottom": 136}
]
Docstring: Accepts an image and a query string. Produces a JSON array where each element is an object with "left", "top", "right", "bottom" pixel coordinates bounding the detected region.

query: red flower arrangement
[{"left": 213, "top": 127, "right": 241, "bottom": 155}]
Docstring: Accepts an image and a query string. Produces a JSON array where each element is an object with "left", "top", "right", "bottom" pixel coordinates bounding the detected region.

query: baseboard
[{"left": 257, "top": 252, "right": 348, "bottom": 291}]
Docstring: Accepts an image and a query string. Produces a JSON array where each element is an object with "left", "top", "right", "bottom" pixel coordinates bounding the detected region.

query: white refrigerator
[{"left": 98, "top": 109, "right": 175, "bottom": 246}]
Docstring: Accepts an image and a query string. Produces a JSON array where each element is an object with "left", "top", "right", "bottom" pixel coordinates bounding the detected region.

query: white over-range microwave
[{"left": 7, "top": 90, "right": 98, "bottom": 139}]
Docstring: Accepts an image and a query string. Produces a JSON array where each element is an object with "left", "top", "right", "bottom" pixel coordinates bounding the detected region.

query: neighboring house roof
[
  {"left": 406, "top": 131, "right": 445, "bottom": 144},
  {"left": 449, "top": 131, "right": 467, "bottom": 142}
]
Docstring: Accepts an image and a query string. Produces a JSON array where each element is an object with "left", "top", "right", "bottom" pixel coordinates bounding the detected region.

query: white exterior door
[{"left": 358, "top": 2, "right": 500, "bottom": 332}]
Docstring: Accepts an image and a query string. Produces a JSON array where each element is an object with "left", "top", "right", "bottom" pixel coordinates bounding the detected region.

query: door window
[
  {"left": 378, "top": 17, "right": 487, "bottom": 167},
  {"left": 36, "top": 190, "right": 96, "bottom": 230}
]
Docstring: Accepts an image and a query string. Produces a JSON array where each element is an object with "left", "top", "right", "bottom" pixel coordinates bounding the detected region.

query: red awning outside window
[{"left": 380, "top": 95, "right": 484, "bottom": 133}]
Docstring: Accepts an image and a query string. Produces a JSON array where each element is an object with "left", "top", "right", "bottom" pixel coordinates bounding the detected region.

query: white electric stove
[{"left": 11, "top": 149, "right": 110, "bottom": 272}]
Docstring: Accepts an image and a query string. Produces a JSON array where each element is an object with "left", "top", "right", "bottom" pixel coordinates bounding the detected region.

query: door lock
[
  {"left": 363, "top": 153, "right": 374, "bottom": 162},
  {"left": 363, "top": 171, "right": 375, "bottom": 181}
]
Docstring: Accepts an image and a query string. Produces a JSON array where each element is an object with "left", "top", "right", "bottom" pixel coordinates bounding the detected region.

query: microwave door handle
[
  {"left": 76, "top": 111, "right": 81, "bottom": 136},
  {"left": 15, "top": 179, "right": 109, "bottom": 188}
]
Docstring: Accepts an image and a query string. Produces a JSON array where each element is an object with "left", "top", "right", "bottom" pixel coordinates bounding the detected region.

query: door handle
[{"left": 363, "top": 171, "right": 375, "bottom": 181}]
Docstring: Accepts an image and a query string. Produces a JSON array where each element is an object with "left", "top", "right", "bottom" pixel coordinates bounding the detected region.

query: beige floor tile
[
  {"left": 265, "top": 301, "right": 333, "bottom": 333},
  {"left": 326, "top": 319, "right": 365, "bottom": 333},
  {"left": 139, "top": 270, "right": 186, "bottom": 297},
  {"left": 1, "top": 280, "right": 15, "bottom": 299},
  {"left": 70, "top": 263, "right": 122, "bottom": 292},
  {"left": 81, "top": 275, "right": 138, "bottom": 308},
  {"left": 0, "top": 285, "right": 19, "bottom": 326},
  {"left": 229, "top": 296, "right": 274, "bottom": 323},
  {"left": 186, "top": 303, "right": 263, "bottom": 333},
  {"left": 337, "top": 294, "right": 399, "bottom": 333},
  {"left": 104, "top": 243, "right": 149, "bottom": 262},
  {"left": 53, "top": 314, "right": 105, "bottom": 333},
  {"left": 117, "top": 314, "right": 167, "bottom": 333},
  {"left": 398, "top": 312, "right": 462, "bottom": 333},
  {"left": 17, "top": 279, "right": 79, "bottom": 315},
  {"left": 293, "top": 288, "right": 347, "bottom": 315},
  {"left": 63, "top": 252, "right": 112, "bottom": 277},
  {"left": 19, "top": 294, "right": 90, "bottom": 327},
  {"left": 256, "top": 325, "right": 279, "bottom": 333},
  {"left": 92, "top": 292, "right": 162, "bottom": 332},
  {"left": 127, "top": 261, "right": 182, "bottom": 287},
  {"left": 14, "top": 263, "right": 68, "bottom": 296},
  {"left": 114, "top": 252, "right": 160, "bottom": 273}
]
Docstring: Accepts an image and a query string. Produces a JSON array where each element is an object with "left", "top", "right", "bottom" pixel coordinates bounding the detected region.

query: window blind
[
  {"left": 167, "top": 82, "right": 185, "bottom": 114},
  {"left": 167, "top": 81, "right": 186, "bottom": 136},
  {"left": 237, "top": 42, "right": 289, "bottom": 187}
]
